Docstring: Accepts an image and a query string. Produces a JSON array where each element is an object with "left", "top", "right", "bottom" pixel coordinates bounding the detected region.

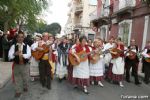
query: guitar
[
  {"left": 32, "top": 44, "right": 49, "bottom": 60},
  {"left": 145, "top": 58, "right": 150, "bottom": 63},
  {"left": 109, "top": 48, "right": 123, "bottom": 59},
  {"left": 69, "top": 50, "right": 97, "bottom": 66},
  {"left": 128, "top": 50, "right": 137, "bottom": 60},
  {"left": 145, "top": 53, "right": 150, "bottom": 63},
  {"left": 90, "top": 50, "right": 110, "bottom": 64}
]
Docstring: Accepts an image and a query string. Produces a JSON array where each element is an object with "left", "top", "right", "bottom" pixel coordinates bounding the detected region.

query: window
[{"left": 119, "top": 20, "right": 132, "bottom": 46}]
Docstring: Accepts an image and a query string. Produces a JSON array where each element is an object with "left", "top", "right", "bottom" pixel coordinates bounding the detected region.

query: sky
[
  {"left": 41, "top": 0, "right": 97, "bottom": 34},
  {"left": 41, "top": 0, "right": 70, "bottom": 34}
]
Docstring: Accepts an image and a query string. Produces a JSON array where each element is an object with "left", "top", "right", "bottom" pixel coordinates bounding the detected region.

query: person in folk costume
[
  {"left": 68, "top": 38, "right": 80, "bottom": 84},
  {"left": 108, "top": 38, "right": 125, "bottom": 87},
  {"left": 37, "top": 32, "right": 52, "bottom": 89},
  {"left": 125, "top": 39, "right": 141, "bottom": 85},
  {"left": 56, "top": 36, "right": 70, "bottom": 82},
  {"left": 8, "top": 31, "right": 31, "bottom": 98},
  {"left": 30, "top": 34, "right": 42, "bottom": 81},
  {"left": 89, "top": 38, "right": 105, "bottom": 87},
  {"left": 2, "top": 33, "right": 11, "bottom": 62},
  {"left": 0, "top": 31, "right": 3, "bottom": 59},
  {"left": 48, "top": 34, "right": 57, "bottom": 80},
  {"left": 103, "top": 36, "right": 115, "bottom": 80},
  {"left": 87, "top": 39, "right": 93, "bottom": 47},
  {"left": 142, "top": 41, "right": 150, "bottom": 84},
  {"left": 71, "top": 36, "right": 92, "bottom": 94}
]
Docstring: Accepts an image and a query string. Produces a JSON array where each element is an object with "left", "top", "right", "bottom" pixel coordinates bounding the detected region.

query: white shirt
[
  {"left": 103, "top": 43, "right": 115, "bottom": 51},
  {"left": 31, "top": 42, "right": 38, "bottom": 51},
  {"left": 8, "top": 43, "right": 31, "bottom": 60},
  {"left": 142, "top": 49, "right": 150, "bottom": 58}
]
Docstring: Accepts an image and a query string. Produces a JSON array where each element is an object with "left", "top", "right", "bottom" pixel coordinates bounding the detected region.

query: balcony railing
[
  {"left": 75, "top": 4, "right": 83, "bottom": 14},
  {"left": 113, "top": 0, "right": 136, "bottom": 13},
  {"left": 74, "top": 22, "right": 82, "bottom": 28}
]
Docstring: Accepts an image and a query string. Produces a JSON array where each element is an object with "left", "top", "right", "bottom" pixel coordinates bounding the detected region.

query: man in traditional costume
[{"left": 9, "top": 31, "right": 31, "bottom": 98}]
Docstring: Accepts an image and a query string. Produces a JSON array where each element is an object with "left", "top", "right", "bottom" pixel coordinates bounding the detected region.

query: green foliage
[
  {"left": 45, "top": 23, "right": 61, "bottom": 35},
  {"left": 0, "top": 0, "right": 49, "bottom": 33},
  {"left": 35, "top": 22, "right": 62, "bottom": 35},
  {"left": 35, "top": 19, "right": 47, "bottom": 33}
]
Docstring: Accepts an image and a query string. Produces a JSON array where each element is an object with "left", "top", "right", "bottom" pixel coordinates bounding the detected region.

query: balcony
[
  {"left": 75, "top": 4, "right": 83, "bottom": 15},
  {"left": 74, "top": 22, "right": 82, "bottom": 28},
  {"left": 113, "top": 0, "right": 136, "bottom": 14}
]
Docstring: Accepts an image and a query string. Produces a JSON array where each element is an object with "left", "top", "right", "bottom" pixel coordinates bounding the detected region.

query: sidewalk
[{"left": 0, "top": 61, "right": 12, "bottom": 88}]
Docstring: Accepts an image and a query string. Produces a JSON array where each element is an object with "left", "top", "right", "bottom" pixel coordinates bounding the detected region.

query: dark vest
[
  {"left": 128, "top": 45, "right": 138, "bottom": 51},
  {"left": 14, "top": 43, "right": 29, "bottom": 64},
  {"left": 147, "top": 48, "right": 150, "bottom": 54},
  {"left": 125, "top": 45, "right": 139, "bottom": 62}
]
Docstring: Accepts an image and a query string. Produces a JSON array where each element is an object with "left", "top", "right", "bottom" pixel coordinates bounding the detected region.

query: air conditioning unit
[{"left": 112, "top": 18, "right": 118, "bottom": 24}]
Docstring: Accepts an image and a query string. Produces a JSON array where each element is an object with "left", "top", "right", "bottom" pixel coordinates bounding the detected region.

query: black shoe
[
  {"left": 47, "top": 85, "right": 51, "bottom": 90},
  {"left": 23, "top": 88, "right": 28, "bottom": 92},
  {"left": 143, "top": 80, "right": 150, "bottom": 84},
  {"left": 126, "top": 79, "right": 131, "bottom": 83},
  {"left": 73, "top": 86, "right": 78, "bottom": 89},
  {"left": 42, "top": 83, "right": 45, "bottom": 87},
  {"left": 135, "top": 82, "right": 141, "bottom": 85},
  {"left": 63, "top": 77, "right": 67, "bottom": 80},
  {"left": 14, "top": 92, "right": 21, "bottom": 98},
  {"left": 59, "top": 79, "right": 62, "bottom": 83}
]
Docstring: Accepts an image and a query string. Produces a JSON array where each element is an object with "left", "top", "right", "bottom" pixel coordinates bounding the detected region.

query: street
[{"left": 0, "top": 77, "right": 150, "bottom": 100}]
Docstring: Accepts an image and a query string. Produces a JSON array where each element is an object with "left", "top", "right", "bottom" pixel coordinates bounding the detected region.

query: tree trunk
[{"left": 4, "top": 20, "right": 9, "bottom": 34}]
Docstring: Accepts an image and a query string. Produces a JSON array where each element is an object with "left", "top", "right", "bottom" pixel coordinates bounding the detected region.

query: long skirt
[
  {"left": 90, "top": 76, "right": 104, "bottom": 82},
  {"left": 30, "top": 57, "right": 39, "bottom": 77},
  {"left": 67, "top": 63, "right": 73, "bottom": 84},
  {"left": 107, "top": 63, "right": 124, "bottom": 82},
  {"left": 72, "top": 60, "right": 90, "bottom": 87},
  {"left": 72, "top": 78, "right": 90, "bottom": 87}
]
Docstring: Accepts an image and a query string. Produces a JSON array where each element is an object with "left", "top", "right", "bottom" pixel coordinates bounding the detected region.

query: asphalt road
[{"left": 0, "top": 77, "right": 150, "bottom": 100}]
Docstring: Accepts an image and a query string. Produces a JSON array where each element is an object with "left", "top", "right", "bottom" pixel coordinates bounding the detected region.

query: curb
[{"left": 0, "top": 62, "right": 12, "bottom": 89}]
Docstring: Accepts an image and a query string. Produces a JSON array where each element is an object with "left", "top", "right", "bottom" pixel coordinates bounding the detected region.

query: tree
[
  {"left": 36, "top": 19, "right": 47, "bottom": 33},
  {"left": 0, "top": 0, "right": 49, "bottom": 33},
  {"left": 45, "top": 23, "right": 61, "bottom": 35}
]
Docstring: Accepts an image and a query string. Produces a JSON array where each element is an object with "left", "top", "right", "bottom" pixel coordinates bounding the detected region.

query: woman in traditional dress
[
  {"left": 103, "top": 37, "right": 115, "bottom": 80},
  {"left": 67, "top": 38, "right": 80, "bottom": 84},
  {"left": 56, "top": 36, "right": 70, "bottom": 82},
  {"left": 89, "top": 38, "right": 105, "bottom": 87},
  {"left": 109, "top": 38, "right": 125, "bottom": 87},
  {"left": 30, "top": 34, "right": 42, "bottom": 81},
  {"left": 71, "top": 36, "right": 91, "bottom": 94}
]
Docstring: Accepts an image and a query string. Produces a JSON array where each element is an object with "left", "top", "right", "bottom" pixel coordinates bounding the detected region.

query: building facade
[
  {"left": 65, "top": 0, "right": 97, "bottom": 40},
  {"left": 90, "top": 0, "right": 150, "bottom": 49}
]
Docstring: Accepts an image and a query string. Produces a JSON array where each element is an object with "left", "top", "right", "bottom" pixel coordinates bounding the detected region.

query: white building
[{"left": 65, "top": 0, "right": 97, "bottom": 40}]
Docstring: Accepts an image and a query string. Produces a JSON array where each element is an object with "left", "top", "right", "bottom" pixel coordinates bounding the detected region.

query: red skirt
[
  {"left": 12, "top": 62, "right": 15, "bottom": 83},
  {"left": 107, "top": 63, "right": 124, "bottom": 82},
  {"left": 107, "top": 63, "right": 113, "bottom": 79},
  {"left": 67, "top": 63, "right": 73, "bottom": 84},
  {"left": 90, "top": 76, "right": 104, "bottom": 82},
  {"left": 72, "top": 78, "right": 90, "bottom": 87},
  {"left": 112, "top": 74, "right": 124, "bottom": 81}
]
